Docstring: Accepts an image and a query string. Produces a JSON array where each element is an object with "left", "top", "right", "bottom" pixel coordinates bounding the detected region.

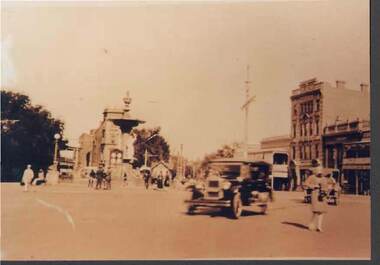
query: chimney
[
  {"left": 360, "top": 83, "right": 369, "bottom": 93},
  {"left": 336, "top": 80, "right": 346, "bottom": 89}
]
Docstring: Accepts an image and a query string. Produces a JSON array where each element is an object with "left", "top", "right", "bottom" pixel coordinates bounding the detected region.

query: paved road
[{"left": 1, "top": 181, "right": 370, "bottom": 260}]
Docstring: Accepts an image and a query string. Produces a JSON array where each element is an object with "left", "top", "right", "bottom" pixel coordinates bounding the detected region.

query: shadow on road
[
  {"left": 185, "top": 208, "right": 262, "bottom": 220},
  {"left": 281, "top": 221, "right": 309, "bottom": 230}
]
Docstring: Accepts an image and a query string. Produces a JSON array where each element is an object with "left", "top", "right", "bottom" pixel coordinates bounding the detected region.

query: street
[{"left": 1, "top": 180, "right": 370, "bottom": 260}]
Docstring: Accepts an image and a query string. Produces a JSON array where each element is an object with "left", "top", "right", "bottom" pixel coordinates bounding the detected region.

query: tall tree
[
  {"left": 1, "top": 90, "right": 66, "bottom": 182},
  {"left": 199, "top": 143, "right": 237, "bottom": 174},
  {"left": 132, "top": 127, "right": 170, "bottom": 168}
]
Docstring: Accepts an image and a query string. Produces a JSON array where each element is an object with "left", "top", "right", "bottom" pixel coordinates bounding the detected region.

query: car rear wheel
[
  {"left": 187, "top": 205, "right": 196, "bottom": 215},
  {"left": 231, "top": 193, "right": 243, "bottom": 219}
]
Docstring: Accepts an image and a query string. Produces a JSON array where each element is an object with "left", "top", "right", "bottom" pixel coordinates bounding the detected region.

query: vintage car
[{"left": 184, "top": 158, "right": 273, "bottom": 219}]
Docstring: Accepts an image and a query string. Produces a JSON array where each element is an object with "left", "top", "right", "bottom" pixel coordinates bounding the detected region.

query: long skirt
[{"left": 311, "top": 190, "right": 327, "bottom": 213}]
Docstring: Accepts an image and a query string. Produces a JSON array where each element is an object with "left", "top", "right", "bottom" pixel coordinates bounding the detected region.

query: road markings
[{"left": 36, "top": 198, "right": 76, "bottom": 231}]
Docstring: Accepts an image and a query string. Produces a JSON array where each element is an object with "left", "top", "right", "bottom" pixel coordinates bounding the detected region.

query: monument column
[{"left": 109, "top": 91, "right": 145, "bottom": 181}]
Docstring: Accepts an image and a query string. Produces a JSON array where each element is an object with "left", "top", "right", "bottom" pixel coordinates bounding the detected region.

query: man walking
[
  {"left": 143, "top": 170, "right": 150, "bottom": 190},
  {"left": 95, "top": 165, "right": 105, "bottom": 190},
  {"left": 21, "top": 164, "right": 34, "bottom": 192},
  {"left": 89, "top": 169, "right": 96, "bottom": 188},
  {"left": 123, "top": 171, "right": 128, "bottom": 187}
]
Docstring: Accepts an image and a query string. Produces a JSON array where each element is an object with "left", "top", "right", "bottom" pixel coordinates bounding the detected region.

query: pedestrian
[
  {"left": 21, "top": 164, "right": 34, "bottom": 192},
  {"left": 88, "top": 169, "right": 96, "bottom": 188},
  {"left": 305, "top": 167, "right": 328, "bottom": 232},
  {"left": 123, "top": 172, "right": 128, "bottom": 187},
  {"left": 105, "top": 167, "right": 112, "bottom": 190},
  {"left": 143, "top": 170, "right": 150, "bottom": 190},
  {"left": 95, "top": 166, "right": 104, "bottom": 190},
  {"left": 157, "top": 171, "right": 164, "bottom": 189},
  {"left": 164, "top": 171, "right": 170, "bottom": 187},
  {"left": 33, "top": 169, "right": 46, "bottom": 186}
]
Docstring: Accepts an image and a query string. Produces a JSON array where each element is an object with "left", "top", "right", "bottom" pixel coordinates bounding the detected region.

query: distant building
[
  {"left": 234, "top": 143, "right": 261, "bottom": 159},
  {"left": 77, "top": 92, "right": 144, "bottom": 178},
  {"left": 233, "top": 136, "right": 291, "bottom": 191},
  {"left": 260, "top": 135, "right": 291, "bottom": 150},
  {"left": 151, "top": 161, "right": 173, "bottom": 180},
  {"left": 289, "top": 78, "right": 369, "bottom": 189},
  {"left": 323, "top": 119, "right": 370, "bottom": 195}
]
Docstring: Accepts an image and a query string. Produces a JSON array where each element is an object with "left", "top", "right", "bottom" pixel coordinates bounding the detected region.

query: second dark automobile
[{"left": 184, "top": 158, "right": 273, "bottom": 219}]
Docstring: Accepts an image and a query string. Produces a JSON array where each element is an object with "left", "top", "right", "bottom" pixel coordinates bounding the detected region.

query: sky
[{"left": 1, "top": 0, "right": 369, "bottom": 160}]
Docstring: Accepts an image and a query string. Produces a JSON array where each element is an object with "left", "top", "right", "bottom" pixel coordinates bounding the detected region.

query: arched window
[{"left": 309, "top": 121, "right": 313, "bottom": 135}]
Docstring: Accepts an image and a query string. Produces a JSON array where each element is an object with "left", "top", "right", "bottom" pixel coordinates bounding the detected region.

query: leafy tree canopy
[
  {"left": 198, "top": 144, "right": 237, "bottom": 176},
  {"left": 132, "top": 127, "right": 170, "bottom": 168},
  {"left": 1, "top": 90, "right": 67, "bottom": 181}
]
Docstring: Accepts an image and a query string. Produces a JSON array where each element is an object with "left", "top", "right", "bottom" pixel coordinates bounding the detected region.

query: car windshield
[
  {"left": 208, "top": 163, "right": 242, "bottom": 178},
  {"left": 250, "top": 165, "right": 268, "bottom": 179}
]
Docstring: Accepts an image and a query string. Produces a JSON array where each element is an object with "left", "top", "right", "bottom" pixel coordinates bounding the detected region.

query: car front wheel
[
  {"left": 187, "top": 205, "right": 196, "bottom": 215},
  {"left": 260, "top": 204, "right": 268, "bottom": 214},
  {"left": 231, "top": 193, "right": 243, "bottom": 219}
]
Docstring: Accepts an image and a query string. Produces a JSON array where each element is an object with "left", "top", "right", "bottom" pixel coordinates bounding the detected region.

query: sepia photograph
[{"left": 1, "top": 0, "right": 372, "bottom": 261}]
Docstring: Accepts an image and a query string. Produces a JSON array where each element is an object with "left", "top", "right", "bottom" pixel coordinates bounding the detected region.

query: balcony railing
[{"left": 343, "top": 157, "right": 370, "bottom": 165}]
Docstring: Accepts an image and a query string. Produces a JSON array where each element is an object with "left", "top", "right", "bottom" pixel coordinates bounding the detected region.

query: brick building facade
[{"left": 289, "top": 78, "right": 369, "bottom": 189}]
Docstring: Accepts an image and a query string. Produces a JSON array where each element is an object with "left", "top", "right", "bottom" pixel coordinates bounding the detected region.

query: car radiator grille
[
  {"left": 207, "top": 191, "right": 220, "bottom": 198},
  {"left": 208, "top": 180, "right": 219, "bottom": 188}
]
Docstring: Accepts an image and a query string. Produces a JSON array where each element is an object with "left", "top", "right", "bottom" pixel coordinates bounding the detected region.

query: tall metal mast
[{"left": 241, "top": 65, "right": 255, "bottom": 159}]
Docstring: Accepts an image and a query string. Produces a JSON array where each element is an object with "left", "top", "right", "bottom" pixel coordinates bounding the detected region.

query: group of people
[
  {"left": 303, "top": 167, "right": 342, "bottom": 233},
  {"left": 142, "top": 170, "right": 171, "bottom": 190},
  {"left": 21, "top": 165, "right": 47, "bottom": 191},
  {"left": 88, "top": 164, "right": 113, "bottom": 190}
]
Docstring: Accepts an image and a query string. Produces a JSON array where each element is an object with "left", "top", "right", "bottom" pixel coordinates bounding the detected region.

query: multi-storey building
[
  {"left": 323, "top": 119, "right": 370, "bottom": 195},
  {"left": 289, "top": 78, "right": 369, "bottom": 189}
]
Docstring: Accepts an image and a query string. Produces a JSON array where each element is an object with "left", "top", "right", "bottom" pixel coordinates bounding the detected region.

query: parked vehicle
[
  {"left": 184, "top": 158, "right": 273, "bottom": 219},
  {"left": 326, "top": 188, "right": 340, "bottom": 205},
  {"left": 324, "top": 168, "right": 341, "bottom": 206}
]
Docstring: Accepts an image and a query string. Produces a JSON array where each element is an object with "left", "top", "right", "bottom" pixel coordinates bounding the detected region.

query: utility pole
[
  {"left": 177, "top": 144, "right": 184, "bottom": 178},
  {"left": 241, "top": 65, "right": 255, "bottom": 159}
]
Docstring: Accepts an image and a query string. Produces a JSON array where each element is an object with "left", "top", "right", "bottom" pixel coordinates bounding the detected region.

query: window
[
  {"left": 273, "top": 153, "right": 288, "bottom": 165},
  {"left": 305, "top": 144, "right": 308, "bottom": 160},
  {"left": 309, "top": 121, "right": 313, "bottom": 135},
  {"left": 316, "top": 120, "right": 319, "bottom": 135},
  {"left": 300, "top": 123, "right": 303, "bottom": 136},
  {"left": 292, "top": 146, "right": 296, "bottom": 160},
  {"left": 309, "top": 145, "right": 312, "bottom": 159},
  {"left": 316, "top": 99, "right": 320, "bottom": 111},
  {"left": 293, "top": 123, "right": 297, "bottom": 138},
  {"left": 315, "top": 144, "right": 319, "bottom": 158},
  {"left": 300, "top": 146, "right": 303, "bottom": 159},
  {"left": 304, "top": 123, "right": 308, "bottom": 136}
]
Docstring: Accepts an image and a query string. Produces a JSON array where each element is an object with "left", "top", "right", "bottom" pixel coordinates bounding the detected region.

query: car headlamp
[
  {"left": 222, "top": 181, "right": 231, "bottom": 190},
  {"left": 195, "top": 183, "right": 204, "bottom": 190}
]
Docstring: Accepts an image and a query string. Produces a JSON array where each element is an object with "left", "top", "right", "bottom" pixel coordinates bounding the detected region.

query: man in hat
[
  {"left": 305, "top": 166, "right": 328, "bottom": 232},
  {"left": 21, "top": 164, "right": 34, "bottom": 192},
  {"left": 95, "top": 165, "right": 105, "bottom": 190}
]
